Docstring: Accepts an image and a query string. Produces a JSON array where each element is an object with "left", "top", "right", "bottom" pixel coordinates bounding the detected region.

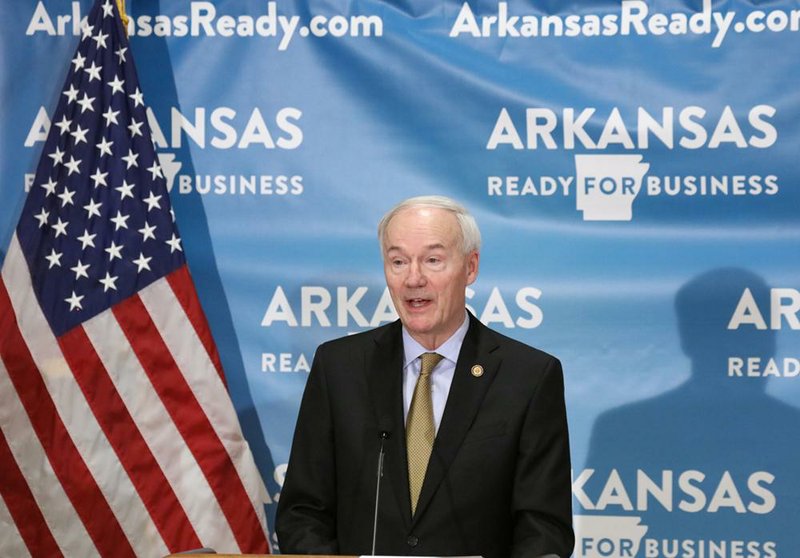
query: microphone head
[{"left": 378, "top": 416, "right": 393, "bottom": 439}]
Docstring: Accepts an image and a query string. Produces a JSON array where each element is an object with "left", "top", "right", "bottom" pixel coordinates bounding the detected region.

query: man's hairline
[{"left": 378, "top": 201, "right": 480, "bottom": 258}]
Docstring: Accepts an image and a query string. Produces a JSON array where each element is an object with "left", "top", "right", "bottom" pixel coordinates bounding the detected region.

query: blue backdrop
[{"left": 2, "top": 1, "right": 799, "bottom": 556}]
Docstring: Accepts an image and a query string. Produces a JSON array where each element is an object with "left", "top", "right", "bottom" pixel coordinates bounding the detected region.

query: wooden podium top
[
  {"left": 166, "top": 555, "right": 483, "bottom": 558},
  {"left": 167, "top": 555, "right": 482, "bottom": 558}
]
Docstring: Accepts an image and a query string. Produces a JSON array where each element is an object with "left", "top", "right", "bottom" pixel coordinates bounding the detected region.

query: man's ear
[{"left": 465, "top": 251, "right": 480, "bottom": 285}]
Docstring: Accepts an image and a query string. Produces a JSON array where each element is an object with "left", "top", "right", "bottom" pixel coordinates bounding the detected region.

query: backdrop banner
[{"left": 2, "top": 1, "right": 799, "bottom": 556}]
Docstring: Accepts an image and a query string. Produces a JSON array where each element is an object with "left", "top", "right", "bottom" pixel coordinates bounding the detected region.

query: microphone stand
[{"left": 371, "top": 430, "right": 390, "bottom": 555}]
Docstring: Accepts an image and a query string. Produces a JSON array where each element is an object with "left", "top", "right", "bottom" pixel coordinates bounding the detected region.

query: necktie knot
[{"left": 420, "top": 352, "right": 443, "bottom": 377}]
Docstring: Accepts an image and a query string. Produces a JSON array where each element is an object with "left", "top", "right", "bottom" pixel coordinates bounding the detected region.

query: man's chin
[{"left": 400, "top": 316, "right": 435, "bottom": 337}]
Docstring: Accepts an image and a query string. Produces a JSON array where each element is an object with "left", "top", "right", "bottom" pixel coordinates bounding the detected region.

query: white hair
[{"left": 377, "top": 195, "right": 482, "bottom": 256}]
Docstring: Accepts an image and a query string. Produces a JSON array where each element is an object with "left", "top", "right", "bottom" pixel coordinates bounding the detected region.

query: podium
[
  {"left": 167, "top": 555, "right": 484, "bottom": 558},
  {"left": 166, "top": 555, "right": 348, "bottom": 558}
]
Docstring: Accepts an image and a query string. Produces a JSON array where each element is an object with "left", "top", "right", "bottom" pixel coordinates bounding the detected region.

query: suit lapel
[
  {"left": 366, "top": 320, "right": 412, "bottom": 529},
  {"left": 412, "top": 314, "right": 501, "bottom": 524}
]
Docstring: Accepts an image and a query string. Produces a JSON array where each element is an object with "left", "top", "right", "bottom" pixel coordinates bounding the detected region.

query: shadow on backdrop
[
  {"left": 582, "top": 268, "right": 799, "bottom": 557},
  {"left": 128, "top": 0, "right": 277, "bottom": 533}
]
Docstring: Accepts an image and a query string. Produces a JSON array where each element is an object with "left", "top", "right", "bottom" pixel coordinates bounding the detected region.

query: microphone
[{"left": 371, "top": 419, "right": 392, "bottom": 556}]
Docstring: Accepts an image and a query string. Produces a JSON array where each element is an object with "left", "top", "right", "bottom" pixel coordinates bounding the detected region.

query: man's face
[{"left": 383, "top": 206, "right": 479, "bottom": 349}]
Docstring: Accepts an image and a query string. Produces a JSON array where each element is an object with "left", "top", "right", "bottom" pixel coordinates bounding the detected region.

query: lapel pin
[{"left": 471, "top": 364, "right": 484, "bottom": 377}]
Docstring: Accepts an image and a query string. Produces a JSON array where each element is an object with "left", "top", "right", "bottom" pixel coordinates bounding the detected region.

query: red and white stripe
[{"left": 0, "top": 234, "right": 269, "bottom": 556}]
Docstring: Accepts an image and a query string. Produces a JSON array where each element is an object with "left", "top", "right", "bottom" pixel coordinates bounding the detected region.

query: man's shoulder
[
  {"left": 473, "top": 317, "right": 559, "bottom": 364},
  {"left": 316, "top": 319, "right": 400, "bottom": 353}
]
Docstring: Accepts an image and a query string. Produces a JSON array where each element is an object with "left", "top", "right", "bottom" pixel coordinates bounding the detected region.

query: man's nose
[{"left": 405, "top": 261, "right": 426, "bottom": 287}]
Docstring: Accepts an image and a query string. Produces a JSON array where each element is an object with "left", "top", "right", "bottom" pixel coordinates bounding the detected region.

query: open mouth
[{"left": 406, "top": 298, "right": 431, "bottom": 309}]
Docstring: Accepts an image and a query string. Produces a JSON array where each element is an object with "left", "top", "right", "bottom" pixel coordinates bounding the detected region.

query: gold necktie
[{"left": 406, "top": 352, "right": 443, "bottom": 515}]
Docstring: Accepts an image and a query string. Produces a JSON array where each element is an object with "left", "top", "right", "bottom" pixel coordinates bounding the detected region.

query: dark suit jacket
[{"left": 275, "top": 313, "right": 574, "bottom": 557}]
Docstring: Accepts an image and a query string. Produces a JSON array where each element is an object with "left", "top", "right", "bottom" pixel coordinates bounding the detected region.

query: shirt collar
[{"left": 402, "top": 311, "right": 470, "bottom": 367}]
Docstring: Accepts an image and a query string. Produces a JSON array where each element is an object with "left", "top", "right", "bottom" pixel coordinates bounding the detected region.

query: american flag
[{"left": 0, "top": 1, "right": 270, "bottom": 555}]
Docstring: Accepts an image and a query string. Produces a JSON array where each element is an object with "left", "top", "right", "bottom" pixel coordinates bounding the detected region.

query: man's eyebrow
[{"left": 385, "top": 243, "right": 447, "bottom": 252}]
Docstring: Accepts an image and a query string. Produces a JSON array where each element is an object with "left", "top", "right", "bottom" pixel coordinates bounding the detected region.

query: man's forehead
[
  {"left": 389, "top": 207, "right": 458, "bottom": 233},
  {"left": 383, "top": 206, "right": 462, "bottom": 250}
]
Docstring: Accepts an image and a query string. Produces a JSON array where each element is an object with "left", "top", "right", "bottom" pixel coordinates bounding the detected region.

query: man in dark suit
[{"left": 276, "top": 196, "right": 573, "bottom": 557}]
